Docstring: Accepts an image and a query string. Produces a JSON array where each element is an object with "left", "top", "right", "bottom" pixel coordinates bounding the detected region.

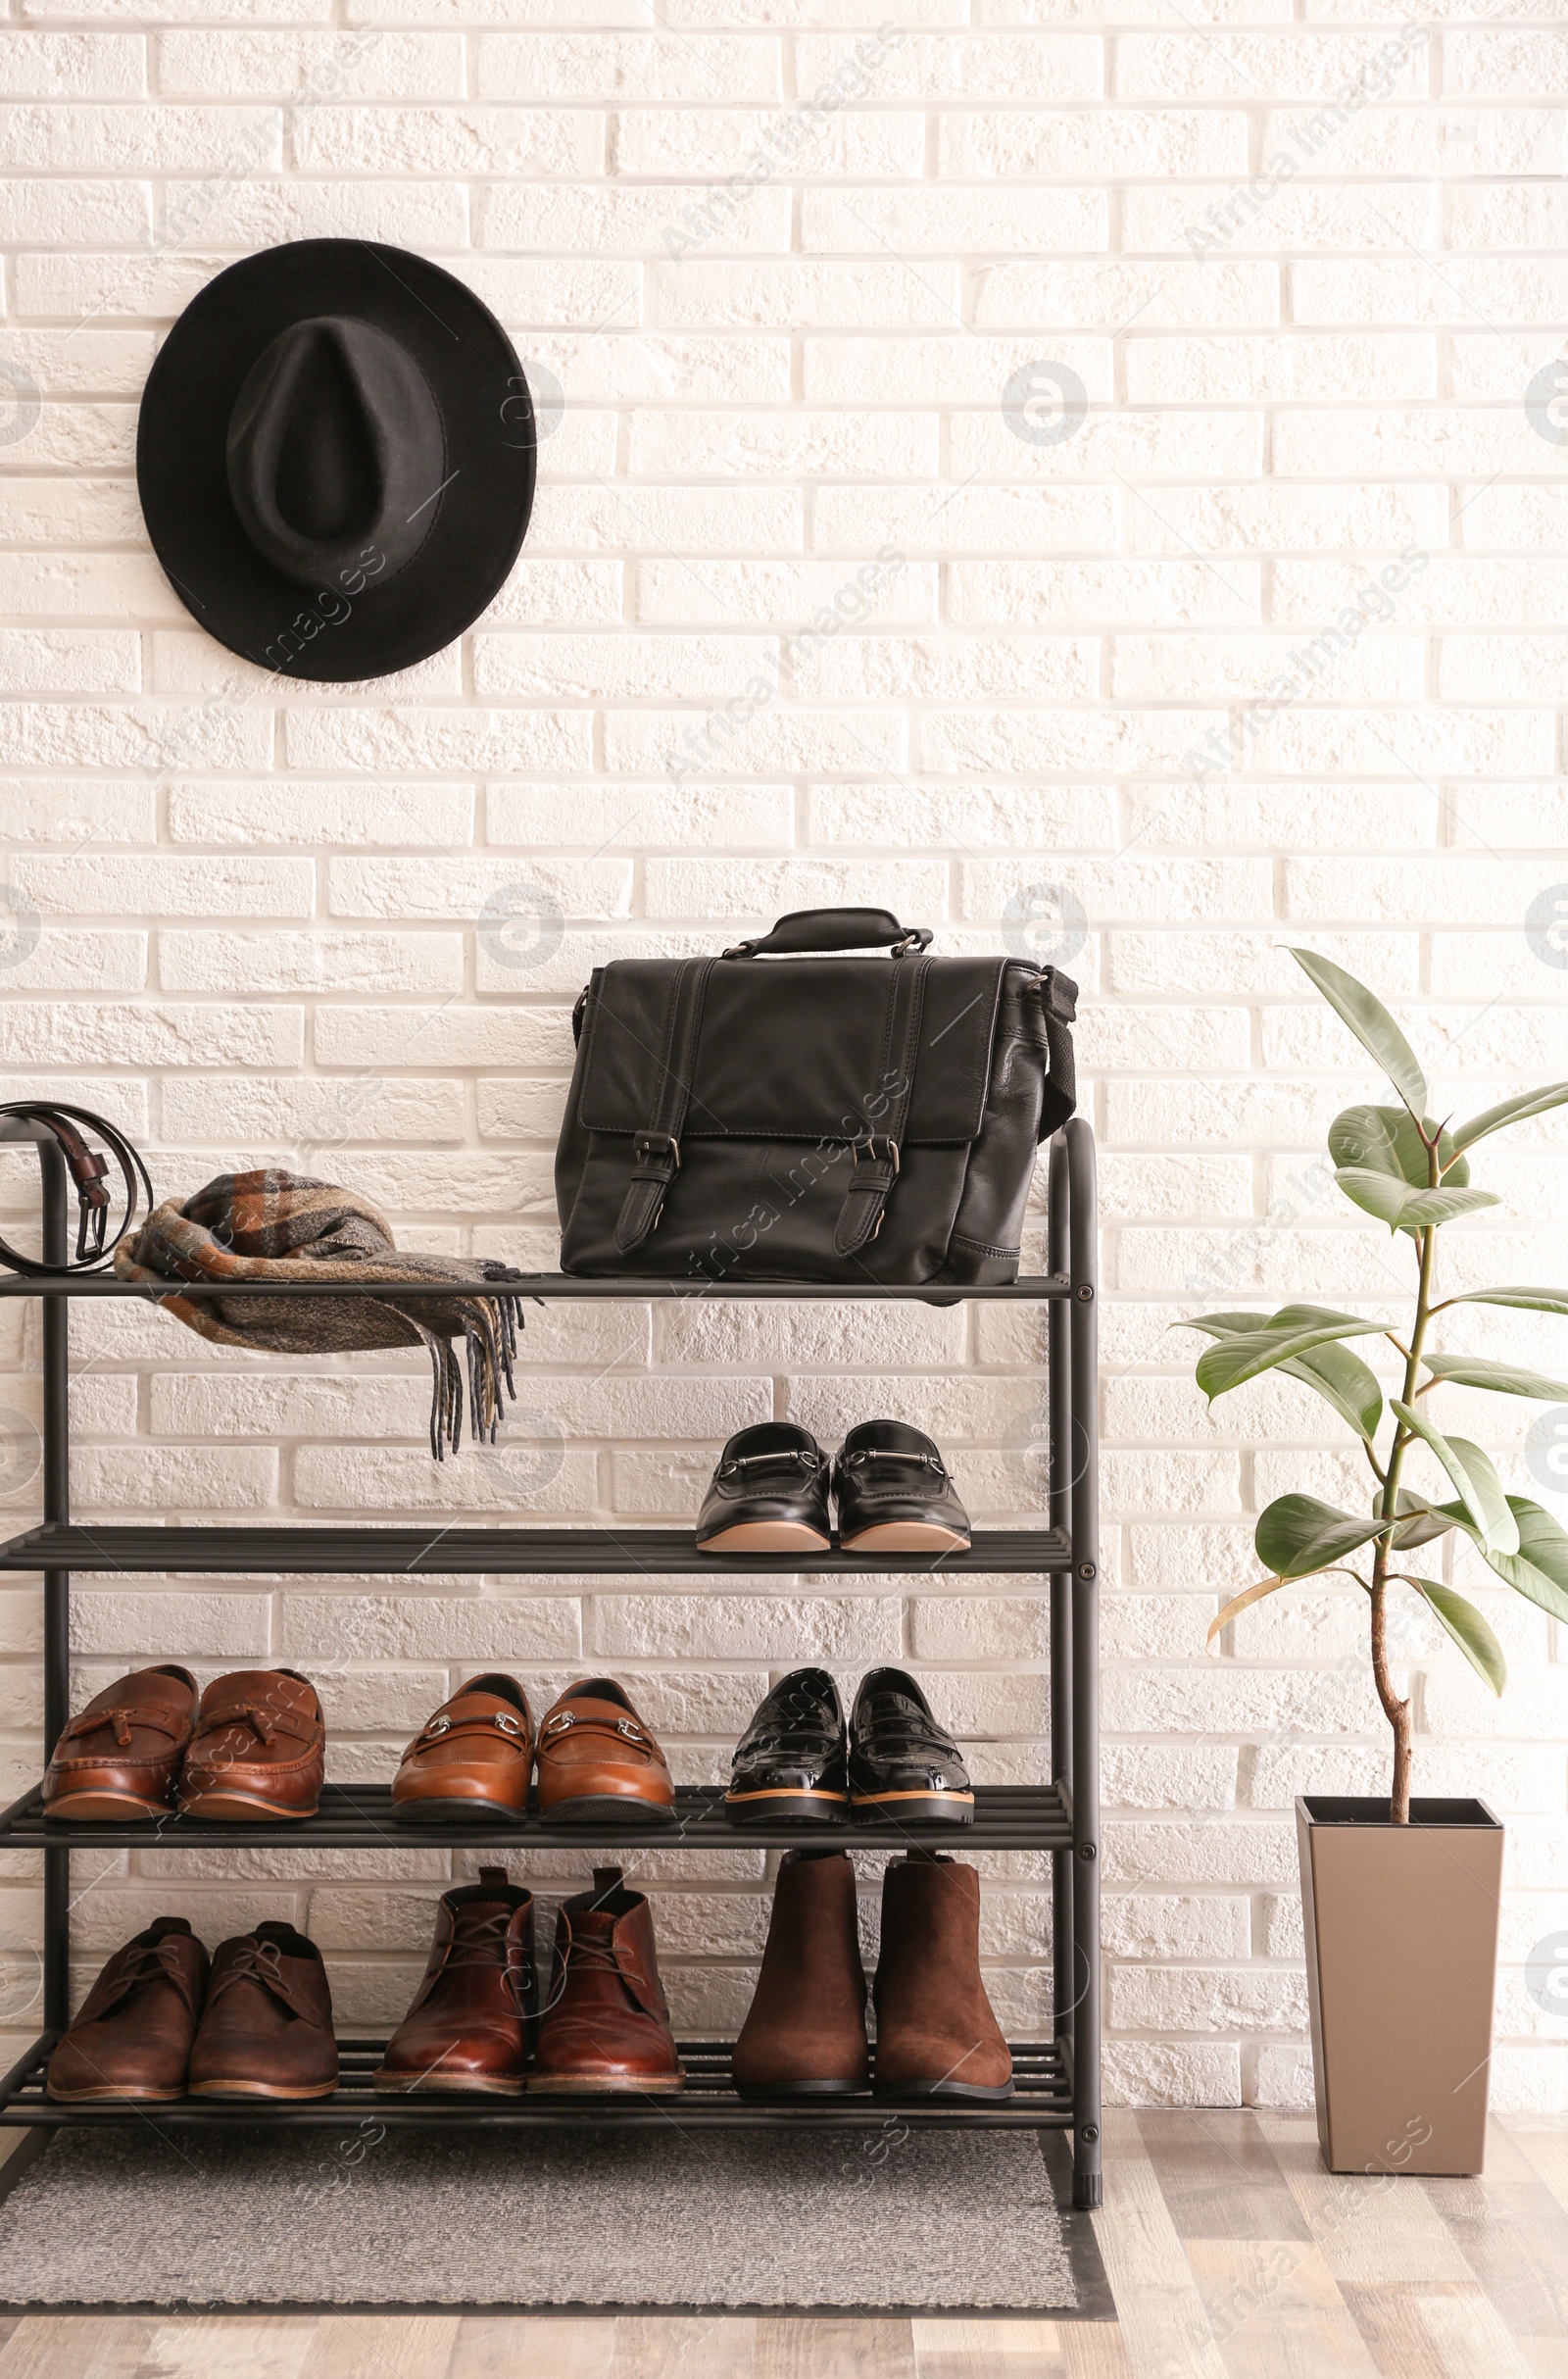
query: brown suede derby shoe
[
  {"left": 391, "top": 1674, "right": 533, "bottom": 1824},
  {"left": 188, "top": 1921, "right": 338, "bottom": 2099},
  {"left": 178, "top": 1668, "right": 324, "bottom": 1821},
  {"left": 733, "top": 1849, "right": 869, "bottom": 2098},
  {"left": 46, "top": 1916, "right": 208, "bottom": 2103},
  {"left": 534, "top": 1678, "right": 675, "bottom": 1827},
  {"left": 374, "top": 1867, "right": 534, "bottom": 2094},
  {"left": 43, "top": 1664, "right": 199, "bottom": 1822},
  {"left": 531, "top": 1866, "right": 683, "bottom": 2094}
]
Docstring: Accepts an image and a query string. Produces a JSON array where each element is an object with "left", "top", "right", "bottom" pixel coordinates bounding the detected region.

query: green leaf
[
  {"left": 1390, "top": 1487, "right": 1455, "bottom": 1551},
  {"left": 1291, "top": 948, "right": 1428, "bottom": 1120},
  {"left": 1254, "top": 1494, "right": 1392, "bottom": 1581},
  {"left": 1193, "top": 1305, "right": 1389, "bottom": 1400},
  {"left": 1449, "top": 1081, "right": 1568, "bottom": 1157},
  {"left": 1389, "top": 1399, "right": 1520, "bottom": 1556},
  {"left": 1439, "top": 1286, "right": 1568, "bottom": 1319},
  {"left": 1400, "top": 1578, "right": 1507, "bottom": 1696},
  {"left": 1333, "top": 1169, "right": 1501, "bottom": 1233},
  {"left": 1421, "top": 1352, "right": 1568, "bottom": 1401},
  {"left": 1327, "top": 1103, "right": 1469, "bottom": 1189},
  {"left": 1282, "top": 1341, "right": 1385, "bottom": 1443},
  {"left": 1179, "top": 1311, "right": 1383, "bottom": 1441},
  {"left": 1482, "top": 1496, "right": 1568, "bottom": 1628}
]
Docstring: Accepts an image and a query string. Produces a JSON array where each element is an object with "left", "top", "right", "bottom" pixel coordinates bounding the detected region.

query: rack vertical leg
[
  {"left": 1047, "top": 1134, "right": 1073, "bottom": 2068},
  {"left": 1066, "top": 1117, "right": 1102, "bottom": 2210},
  {"left": 39, "top": 1143, "right": 70, "bottom": 2039}
]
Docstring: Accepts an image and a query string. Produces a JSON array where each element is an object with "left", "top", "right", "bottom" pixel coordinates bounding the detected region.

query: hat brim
[{"left": 136, "top": 240, "right": 535, "bottom": 683}]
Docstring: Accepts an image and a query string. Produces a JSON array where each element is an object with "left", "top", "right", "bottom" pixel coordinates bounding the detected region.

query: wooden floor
[{"left": 3, "top": 2108, "right": 1568, "bottom": 2375}]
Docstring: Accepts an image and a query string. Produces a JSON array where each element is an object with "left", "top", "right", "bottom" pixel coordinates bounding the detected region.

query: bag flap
[{"left": 578, "top": 957, "right": 1009, "bottom": 1144}]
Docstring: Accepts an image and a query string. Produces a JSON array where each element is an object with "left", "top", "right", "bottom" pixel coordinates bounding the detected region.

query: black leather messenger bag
[{"left": 555, "top": 907, "right": 1077, "bottom": 1286}]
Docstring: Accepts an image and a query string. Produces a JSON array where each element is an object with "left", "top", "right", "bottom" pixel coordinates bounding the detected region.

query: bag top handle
[{"left": 722, "top": 907, "right": 933, "bottom": 960}]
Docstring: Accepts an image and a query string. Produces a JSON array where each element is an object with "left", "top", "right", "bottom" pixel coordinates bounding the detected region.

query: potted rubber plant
[{"left": 1181, "top": 951, "right": 1568, "bottom": 2176}]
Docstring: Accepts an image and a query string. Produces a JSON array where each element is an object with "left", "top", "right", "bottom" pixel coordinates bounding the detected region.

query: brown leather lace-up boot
[
  {"left": 375, "top": 1867, "right": 534, "bottom": 2094},
  {"left": 188, "top": 1921, "right": 338, "bottom": 2099},
  {"left": 872, "top": 1853, "right": 1012, "bottom": 2102},
  {"left": 47, "top": 1916, "right": 209, "bottom": 2102},
  {"left": 733, "top": 1849, "right": 868, "bottom": 2097},
  {"left": 530, "top": 1865, "right": 683, "bottom": 2094}
]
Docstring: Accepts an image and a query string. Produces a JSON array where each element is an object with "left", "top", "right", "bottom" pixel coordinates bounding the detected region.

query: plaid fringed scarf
[{"left": 114, "top": 1170, "right": 525, "bottom": 1460}]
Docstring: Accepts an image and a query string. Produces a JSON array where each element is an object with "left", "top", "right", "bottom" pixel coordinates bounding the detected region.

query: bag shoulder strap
[
  {"left": 1036, "top": 967, "right": 1078, "bottom": 1141},
  {"left": 614, "top": 956, "right": 717, "bottom": 1253}
]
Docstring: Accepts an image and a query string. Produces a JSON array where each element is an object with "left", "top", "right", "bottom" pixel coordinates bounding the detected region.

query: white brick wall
[{"left": 0, "top": 0, "right": 1566, "bottom": 2111}]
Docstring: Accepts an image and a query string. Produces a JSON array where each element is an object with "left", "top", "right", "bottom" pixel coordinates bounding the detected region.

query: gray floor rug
[{"left": 0, "top": 2125, "right": 1082, "bottom": 2311}]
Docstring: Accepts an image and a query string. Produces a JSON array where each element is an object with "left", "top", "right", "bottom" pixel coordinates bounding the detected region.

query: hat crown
[{"left": 224, "top": 314, "right": 445, "bottom": 593}]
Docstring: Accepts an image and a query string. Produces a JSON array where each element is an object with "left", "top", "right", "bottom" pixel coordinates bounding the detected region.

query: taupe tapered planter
[{"left": 1297, "top": 1797, "right": 1503, "bottom": 2176}]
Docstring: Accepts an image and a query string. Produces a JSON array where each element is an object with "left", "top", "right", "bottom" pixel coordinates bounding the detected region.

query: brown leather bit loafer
[
  {"left": 530, "top": 1865, "right": 683, "bottom": 2095},
  {"left": 374, "top": 1866, "right": 533, "bottom": 2094},
  {"left": 46, "top": 1916, "right": 208, "bottom": 2103},
  {"left": 43, "top": 1664, "right": 198, "bottom": 1822},
  {"left": 178, "top": 1668, "right": 324, "bottom": 1821},
  {"left": 188, "top": 1921, "right": 338, "bottom": 2099},
  {"left": 534, "top": 1678, "right": 675, "bottom": 1827},
  {"left": 391, "top": 1674, "right": 533, "bottom": 1823}
]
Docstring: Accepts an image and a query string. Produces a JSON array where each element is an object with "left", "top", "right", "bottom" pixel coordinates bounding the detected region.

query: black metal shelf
[
  {"left": 0, "top": 1120, "right": 1102, "bottom": 2205},
  {"left": 0, "top": 1272, "right": 1070, "bottom": 1303},
  {"left": 0, "top": 1780, "right": 1072, "bottom": 1853},
  {"left": 0, "top": 1521, "right": 1071, "bottom": 1577},
  {"left": 0, "top": 2036, "right": 1073, "bottom": 2130}
]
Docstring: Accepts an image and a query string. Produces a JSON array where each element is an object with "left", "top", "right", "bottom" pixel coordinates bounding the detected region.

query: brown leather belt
[{"left": 0, "top": 1101, "right": 153, "bottom": 1274}]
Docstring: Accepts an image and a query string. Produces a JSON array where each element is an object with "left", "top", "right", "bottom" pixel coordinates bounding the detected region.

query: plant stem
[
  {"left": 1369, "top": 1573, "right": 1411, "bottom": 1822},
  {"left": 1374, "top": 1208, "right": 1439, "bottom": 1824}
]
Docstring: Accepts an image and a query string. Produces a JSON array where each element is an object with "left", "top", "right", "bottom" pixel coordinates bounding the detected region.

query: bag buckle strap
[
  {"left": 834, "top": 959, "right": 929, "bottom": 1260},
  {"left": 614, "top": 956, "right": 715, "bottom": 1254},
  {"left": 618, "top": 1129, "right": 681, "bottom": 1247}
]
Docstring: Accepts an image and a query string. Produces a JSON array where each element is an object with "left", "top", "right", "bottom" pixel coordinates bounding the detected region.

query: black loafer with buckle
[
  {"left": 833, "top": 1420, "right": 971, "bottom": 1555},
  {"left": 850, "top": 1667, "right": 974, "bottom": 1824},
  {"left": 696, "top": 1423, "right": 832, "bottom": 1555},
  {"left": 725, "top": 1666, "right": 849, "bottom": 1822}
]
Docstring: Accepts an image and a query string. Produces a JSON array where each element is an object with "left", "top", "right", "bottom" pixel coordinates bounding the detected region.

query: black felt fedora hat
[{"left": 136, "top": 239, "right": 536, "bottom": 681}]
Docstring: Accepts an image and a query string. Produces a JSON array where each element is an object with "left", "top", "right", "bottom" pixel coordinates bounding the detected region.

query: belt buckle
[
  {"left": 634, "top": 1131, "right": 680, "bottom": 1172},
  {"left": 852, "top": 1135, "right": 899, "bottom": 1174}
]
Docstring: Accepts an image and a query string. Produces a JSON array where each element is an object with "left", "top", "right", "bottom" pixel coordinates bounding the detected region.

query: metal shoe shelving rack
[{"left": 0, "top": 1116, "right": 1102, "bottom": 2209}]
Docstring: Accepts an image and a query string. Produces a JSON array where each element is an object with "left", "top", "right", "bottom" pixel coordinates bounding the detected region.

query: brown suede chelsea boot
[
  {"left": 872, "top": 1853, "right": 1012, "bottom": 2102},
  {"left": 733, "top": 1848, "right": 869, "bottom": 2097}
]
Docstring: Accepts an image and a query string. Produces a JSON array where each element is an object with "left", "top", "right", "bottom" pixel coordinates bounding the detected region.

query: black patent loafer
[
  {"left": 850, "top": 1668, "right": 973, "bottom": 1824},
  {"left": 833, "top": 1420, "right": 971, "bottom": 1555},
  {"left": 725, "top": 1667, "right": 849, "bottom": 1823},
  {"left": 696, "top": 1423, "right": 832, "bottom": 1555}
]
